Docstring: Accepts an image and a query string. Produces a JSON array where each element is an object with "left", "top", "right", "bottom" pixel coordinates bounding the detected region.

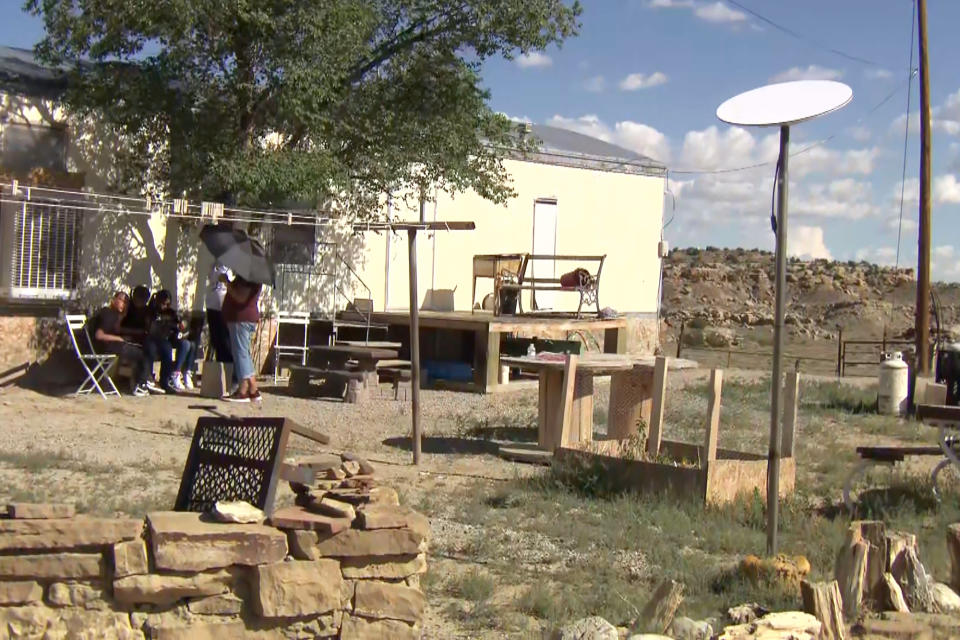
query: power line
[{"left": 725, "top": 0, "right": 882, "bottom": 67}]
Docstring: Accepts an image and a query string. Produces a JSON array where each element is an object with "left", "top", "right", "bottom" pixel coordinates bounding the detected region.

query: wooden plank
[
  {"left": 484, "top": 329, "right": 501, "bottom": 392},
  {"left": 537, "top": 370, "right": 550, "bottom": 449},
  {"left": 704, "top": 369, "right": 723, "bottom": 463},
  {"left": 557, "top": 354, "right": 580, "bottom": 449},
  {"left": 286, "top": 419, "right": 332, "bottom": 445},
  {"left": 646, "top": 356, "right": 668, "bottom": 458},
  {"left": 498, "top": 442, "right": 553, "bottom": 465},
  {"left": 782, "top": 371, "right": 799, "bottom": 458},
  {"left": 574, "top": 375, "right": 594, "bottom": 445}
]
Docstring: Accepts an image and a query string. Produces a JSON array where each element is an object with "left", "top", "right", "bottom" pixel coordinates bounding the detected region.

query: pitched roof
[{"left": 0, "top": 46, "right": 67, "bottom": 98}]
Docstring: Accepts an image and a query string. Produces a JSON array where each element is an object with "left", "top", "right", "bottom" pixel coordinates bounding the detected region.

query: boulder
[
  {"left": 317, "top": 497, "right": 357, "bottom": 521},
  {"left": 0, "top": 581, "right": 42, "bottom": 605},
  {"left": 0, "top": 552, "right": 103, "bottom": 579},
  {"left": 930, "top": 582, "right": 960, "bottom": 613},
  {"left": 0, "top": 517, "right": 142, "bottom": 552},
  {"left": 718, "top": 611, "right": 820, "bottom": 640},
  {"left": 147, "top": 511, "right": 287, "bottom": 571},
  {"left": 113, "top": 539, "right": 149, "bottom": 578},
  {"left": 252, "top": 559, "right": 342, "bottom": 618},
  {"left": 113, "top": 571, "right": 233, "bottom": 607},
  {"left": 669, "top": 616, "right": 713, "bottom": 640},
  {"left": 549, "top": 616, "right": 619, "bottom": 640},
  {"left": 368, "top": 487, "right": 399, "bottom": 505},
  {"left": 288, "top": 530, "right": 321, "bottom": 560},
  {"left": 339, "top": 613, "right": 419, "bottom": 640},
  {"left": 211, "top": 501, "right": 264, "bottom": 524},
  {"left": 352, "top": 581, "right": 425, "bottom": 623},
  {"left": 357, "top": 505, "right": 429, "bottom": 540},
  {"left": 341, "top": 452, "right": 376, "bottom": 475},
  {"left": 342, "top": 460, "right": 361, "bottom": 476}
]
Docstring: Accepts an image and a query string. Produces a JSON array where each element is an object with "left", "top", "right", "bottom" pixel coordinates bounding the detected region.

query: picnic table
[
  {"left": 500, "top": 353, "right": 698, "bottom": 451},
  {"left": 289, "top": 344, "right": 400, "bottom": 403},
  {"left": 842, "top": 403, "right": 960, "bottom": 510}
]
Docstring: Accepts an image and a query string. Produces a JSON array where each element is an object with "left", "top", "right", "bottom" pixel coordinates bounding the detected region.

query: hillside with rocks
[{"left": 661, "top": 247, "right": 960, "bottom": 342}]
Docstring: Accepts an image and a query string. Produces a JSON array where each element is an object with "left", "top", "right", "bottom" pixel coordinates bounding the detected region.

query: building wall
[{"left": 356, "top": 158, "right": 666, "bottom": 315}]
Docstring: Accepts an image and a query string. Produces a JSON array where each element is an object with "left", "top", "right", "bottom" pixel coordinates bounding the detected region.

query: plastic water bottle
[{"left": 526, "top": 343, "right": 536, "bottom": 358}]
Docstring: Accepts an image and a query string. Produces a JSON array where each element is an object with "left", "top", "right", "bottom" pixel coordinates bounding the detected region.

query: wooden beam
[
  {"left": 408, "top": 229, "right": 422, "bottom": 465},
  {"left": 557, "top": 354, "right": 579, "bottom": 449},
  {"left": 704, "top": 369, "right": 723, "bottom": 463},
  {"left": 646, "top": 356, "right": 669, "bottom": 458},
  {"left": 782, "top": 371, "right": 800, "bottom": 458}
]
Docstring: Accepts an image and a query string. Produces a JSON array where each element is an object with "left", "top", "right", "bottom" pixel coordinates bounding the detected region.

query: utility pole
[{"left": 915, "top": 0, "right": 932, "bottom": 376}]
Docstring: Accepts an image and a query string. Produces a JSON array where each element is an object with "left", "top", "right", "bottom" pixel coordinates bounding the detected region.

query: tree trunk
[{"left": 800, "top": 580, "right": 846, "bottom": 640}]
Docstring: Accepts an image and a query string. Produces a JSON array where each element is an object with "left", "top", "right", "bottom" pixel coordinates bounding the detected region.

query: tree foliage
[{"left": 27, "top": 0, "right": 581, "bottom": 214}]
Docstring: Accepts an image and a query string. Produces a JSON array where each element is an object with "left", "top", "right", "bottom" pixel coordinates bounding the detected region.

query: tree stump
[
  {"left": 898, "top": 547, "right": 935, "bottom": 613},
  {"left": 800, "top": 580, "right": 846, "bottom": 640},
  {"left": 636, "top": 579, "right": 684, "bottom": 635},
  {"left": 882, "top": 573, "right": 910, "bottom": 613},
  {"left": 835, "top": 523, "right": 877, "bottom": 618},
  {"left": 947, "top": 523, "right": 960, "bottom": 592}
]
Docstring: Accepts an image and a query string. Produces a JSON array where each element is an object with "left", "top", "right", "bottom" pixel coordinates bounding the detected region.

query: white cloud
[
  {"left": 892, "top": 87, "right": 960, "bottom": 137},
  {"left": 646, "top": 0, "right": 695, "bottom": 7},
  {"left": 848, "top": 125, "right": 872, "bottom": 143},
  {"left": 499, "top": 112, "right": 532, "bottom": 123},
  {"left": 790, "top": 226, "right": 832, "bottom": 260},
  {"left": 866, "top": 68, "right": 893, "bottom": 80},
  {"left": 618, "top": 71, "right": 669, "bottom": 91},
  {"left": 695, "top": 1, "right": 747, "bottom": 23},
  {"left": 545, "top": 114, "right": 671, "bottom": 163},
  {"left": 854, "top": 246, "right": 899, "bottom": 267},
  {"left": 935, "top": 174, "right": 960, "bottom": 204},
  {"left": 770, "top": 65, "right": 843, "bottom": 83},
  {"left": 934, "top": 245, "right": 955, "bottom": 259},
  {"left": 516, "top": 52, "right": 552, "bottom": 69},
  {"left": 584, "top": 75, "right": 606, "bottom": 93}
]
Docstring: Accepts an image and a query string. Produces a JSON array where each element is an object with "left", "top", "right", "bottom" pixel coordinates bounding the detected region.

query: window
[
  {"left": 1, "top": 201, "right": 83, "bottom": 299},
  {"left": 270, "top": 224, "right": 316, "bottom": 266},
  {"left": 0, "top": 123, "right": 67, "bottom": 173}
]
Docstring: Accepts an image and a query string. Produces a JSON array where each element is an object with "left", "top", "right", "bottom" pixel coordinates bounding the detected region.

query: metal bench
[{"left": 502, "top": 254, "right": 606, "bottom": 318}]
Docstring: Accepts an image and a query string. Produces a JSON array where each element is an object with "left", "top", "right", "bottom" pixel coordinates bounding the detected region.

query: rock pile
[{"left": 0, "top": 452, "right": 429, "bottom": 639}]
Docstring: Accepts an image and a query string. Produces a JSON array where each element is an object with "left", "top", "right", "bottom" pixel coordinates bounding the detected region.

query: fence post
[
  {"left": 676, "top": 320, "right": 684, "bottom": 358},
  {"left": 727, "top": 349, "right": 732, "bottom": 368},
  {"left": 836, "top": 327, "right": 843, "bottom": 378}
]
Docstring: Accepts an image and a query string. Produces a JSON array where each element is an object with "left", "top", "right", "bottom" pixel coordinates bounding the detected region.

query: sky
[{"left": 3, "top": 2, "right": 960, "bottom": 279}]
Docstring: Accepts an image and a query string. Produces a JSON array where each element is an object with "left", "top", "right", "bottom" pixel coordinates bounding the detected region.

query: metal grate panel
[
  {"left": 10, "top": 201, "right": 82, "bottom": 293},
  {"left": 175, "top": 417, "right": 291, "bottom": 515}
]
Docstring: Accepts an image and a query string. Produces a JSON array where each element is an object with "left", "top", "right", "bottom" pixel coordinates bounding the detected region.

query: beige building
[{"left": 0, "top": 46, "right": 666, "bottom": 374}]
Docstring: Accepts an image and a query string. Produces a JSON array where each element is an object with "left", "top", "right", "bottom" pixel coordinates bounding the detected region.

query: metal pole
[
  {"left": 916, "top": 0, "right": 932, "bottom": 378},
  {"left": 767, "top": 124, "right": 789, "bottom": 556},
  {"left": 408, "top": 229, "right": 422, "bottom": 465}
]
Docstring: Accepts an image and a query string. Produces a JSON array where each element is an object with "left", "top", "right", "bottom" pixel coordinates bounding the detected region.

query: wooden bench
[
  {"left": 843, "top": 443, "right": 958, "bottom": 511},
  {"left": 288, "top": 365, "right": 368, "bottom": 403},
  {"left": 502, "top": 254, "right": 606, "bottom": 317}
]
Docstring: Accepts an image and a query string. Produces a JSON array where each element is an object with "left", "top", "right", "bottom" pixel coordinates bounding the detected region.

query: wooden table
[{"left": 501, "top": 353, "right": 697, "bottom": 451}]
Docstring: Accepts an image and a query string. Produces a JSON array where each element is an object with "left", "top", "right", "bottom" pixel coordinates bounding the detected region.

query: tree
[{"left": 27, "top": 0, "right": 581, "bottom": 214}]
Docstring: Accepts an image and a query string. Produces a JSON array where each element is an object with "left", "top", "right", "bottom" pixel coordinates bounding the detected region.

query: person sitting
[
  {"left": 148, "top": 289, "right": 197, "bottom": 392},
  {"left": 89, "top": 291, "right": 152, "bottom": 397},
  {"left": 121, "top": 285, "right": 168, "bottom": 394}
]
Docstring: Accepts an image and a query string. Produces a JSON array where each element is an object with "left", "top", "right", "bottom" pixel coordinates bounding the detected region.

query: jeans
[
  {"left": 228, "top": 322, "right": 256, "bottom": 381},
  {"left": 144, "top": 335, "right": 174, "bottom": 385},
  {"left": 172, "top": 337, "right": 197, "bottom": 375}
]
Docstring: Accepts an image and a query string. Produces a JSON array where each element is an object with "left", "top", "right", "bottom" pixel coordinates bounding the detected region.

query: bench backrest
[
  {"left": 65, "top": 313, "right": 97, "bottom": 358},
  {"left": 520, "top": 255, "right": 606, "bottom": 284}
]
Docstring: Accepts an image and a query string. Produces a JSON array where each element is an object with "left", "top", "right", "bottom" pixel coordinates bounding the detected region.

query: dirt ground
[{"left": 1, "top": 367, "right": 957, "bottom": 638}]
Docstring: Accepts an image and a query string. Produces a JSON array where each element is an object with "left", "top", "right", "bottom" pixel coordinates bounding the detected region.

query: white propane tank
[{"left": 877, "top": 351, "right": 909, "bottom": 416}]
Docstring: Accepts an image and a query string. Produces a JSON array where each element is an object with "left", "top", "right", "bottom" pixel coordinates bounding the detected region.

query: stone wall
[{"left": 0, "top": 464, "right": 428, "bottom": 639}]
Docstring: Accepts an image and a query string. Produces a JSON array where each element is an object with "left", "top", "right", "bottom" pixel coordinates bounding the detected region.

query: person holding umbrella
[{"left": 199, "top": 223, "right": 274, "bottom": 404}]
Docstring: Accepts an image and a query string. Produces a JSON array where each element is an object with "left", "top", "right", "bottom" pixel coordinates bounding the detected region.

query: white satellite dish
[
  {"left": 717, "top": 80, "right": 853, "bottom": 127},
  {"left": 715, "top": 80, "right": 852, "bottom": 557}
]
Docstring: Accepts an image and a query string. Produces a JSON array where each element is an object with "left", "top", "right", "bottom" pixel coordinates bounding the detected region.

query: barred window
[{"left": 4, "top": 201, "right": 82, "bottom": 298}]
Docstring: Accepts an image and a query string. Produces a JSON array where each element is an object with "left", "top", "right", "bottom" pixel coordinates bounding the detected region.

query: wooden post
[
  {"left": 782, "top": 371, "right": 799, "bottom": 458},
  {"left": 646, "top": 356, "right": 668, "bottom": 458},
  {"left": 837, "top": 326, "right": 843, "bottom": 377},
  {"left": 916, "top": 0, "right": 932, "bottom": 376},
  {"left": 676, "top": 320, "right": 684, "bottom": 358},
  {"left": 557, "top": 354, "right": 579, "bottom": 449},
  {"left": 408, "top": 229, "right": 422, "bottom": 465},
  {"left": 704, "top": 369, "right": 722, "bottom": 463}
]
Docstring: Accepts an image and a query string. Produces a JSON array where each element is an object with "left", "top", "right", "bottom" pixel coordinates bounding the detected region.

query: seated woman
[{"left": 148, "top": 290, "right": 198, "bottom": 392}]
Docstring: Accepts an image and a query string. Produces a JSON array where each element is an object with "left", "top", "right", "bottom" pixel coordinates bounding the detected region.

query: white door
[{"left": 532, "top": 198, "right": 558, "bottom": 310}]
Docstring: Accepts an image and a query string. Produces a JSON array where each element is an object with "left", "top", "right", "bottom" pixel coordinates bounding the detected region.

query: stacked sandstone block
[{"left": 0, "top": 454, "right": 429, "bottom": 639}]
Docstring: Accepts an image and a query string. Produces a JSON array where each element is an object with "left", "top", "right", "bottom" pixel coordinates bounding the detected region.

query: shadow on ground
[{"left": 383, "top": 436, "right": 500, "bottom": 455}]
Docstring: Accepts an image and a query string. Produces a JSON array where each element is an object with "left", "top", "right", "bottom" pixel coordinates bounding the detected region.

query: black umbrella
[{"left": 200, "top": 224, "right": 276, "bottom": 286}]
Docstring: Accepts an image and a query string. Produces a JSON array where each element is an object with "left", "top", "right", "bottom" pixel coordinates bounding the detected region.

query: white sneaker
[
  {"left": 144, "top": 380, "right": 166, "bottom": 394},
  {"left": 169, "top": 373, "right": 186, "bottom": 392},
  {"left": 184, "top": 373, "right": 195, "bottom": 390},
  {"left": 132, "top": 384, "right": 150, "bottom": 398}
]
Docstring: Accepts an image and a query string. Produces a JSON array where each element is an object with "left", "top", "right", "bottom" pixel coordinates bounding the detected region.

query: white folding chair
[
  {"left": 65, "top": 314, "right": 121, "bottom": 398},
  {"left": 274, "top": 311, "right": 310, "bottom": 383}
]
